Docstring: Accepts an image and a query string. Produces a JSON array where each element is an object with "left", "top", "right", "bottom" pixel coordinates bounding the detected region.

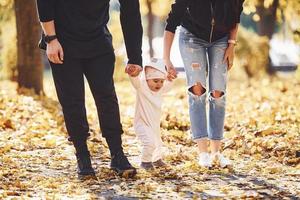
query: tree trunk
[
  {"left": 146, "top": 0, "right": 154, "bottom": 58},
  {"left": 14, "top": 0, "right": 44, "bottom": 94},
  {"left": 256, "top": 0, "right": 279, "bottom": 74},
  {"left": 256, "top": 0, "right": 279, "bottom": 39}
]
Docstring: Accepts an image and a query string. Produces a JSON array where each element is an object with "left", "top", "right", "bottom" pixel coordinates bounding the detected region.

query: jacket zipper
[{"left": 209, "top": 1, "right": 215, "bottom": 43}]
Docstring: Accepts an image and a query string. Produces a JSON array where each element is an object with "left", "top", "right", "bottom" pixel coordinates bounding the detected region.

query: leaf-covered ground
[{"left": 0, "top": 73, "right": 299, "bottom": 199}]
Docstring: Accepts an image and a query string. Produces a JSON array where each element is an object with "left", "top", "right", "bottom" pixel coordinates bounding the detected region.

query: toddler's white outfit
[{"left": 129, "top": 58, "right": 173, "bottom": 162}]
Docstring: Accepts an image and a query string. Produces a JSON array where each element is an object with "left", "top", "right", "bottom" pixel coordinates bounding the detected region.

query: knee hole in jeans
[
  {"left": 189, "top": 82, "right": 206, "bottom": 96},
  {"left": 210, "top": 90, "right": 225, "bottom": 99}
]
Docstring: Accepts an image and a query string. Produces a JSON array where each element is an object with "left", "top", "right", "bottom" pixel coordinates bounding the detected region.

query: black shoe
[
  {"left": 76, "top": 151, "right": 95, "bottom": 177},
  {"left": 110, "top": 151, "right": 137, "bottom": 178}
]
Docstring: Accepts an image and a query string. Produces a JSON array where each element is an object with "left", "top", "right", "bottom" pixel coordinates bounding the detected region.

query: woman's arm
[
  {"left": 236, "top": 0, "right": 245, "bottom": 23},
  {"left": 223, "top": 23, "right": 239, "bottom": 70},
  {"left": 229, "top": 24, "right": 239, "bottom": 42},
  {"left": 223, "top": 0, "right": 244, "bottom": 70},
  {"left": 163, "top": 0, "right": 190, "bottom": 80},
  {"left": 165, "top": 0, "right": 190, "bottom": 34},
  {"left": 163, "top": 31, "right": 177, "bottom": 80},
  {"left": 163, "top": 31, "right": 175, "bottom": 62}
]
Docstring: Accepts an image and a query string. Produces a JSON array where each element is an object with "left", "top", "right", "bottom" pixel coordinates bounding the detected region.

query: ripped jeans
[{"left": 179, "top": 27, "right": 228, "bottom": 141}]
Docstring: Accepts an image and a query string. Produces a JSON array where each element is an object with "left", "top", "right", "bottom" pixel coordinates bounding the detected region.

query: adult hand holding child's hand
[
  {"left": 164, "top": 59, "right": 177, "bottom": 81},
  {"left": 125, "top": 64, "right": 142, "bottom": 77}
]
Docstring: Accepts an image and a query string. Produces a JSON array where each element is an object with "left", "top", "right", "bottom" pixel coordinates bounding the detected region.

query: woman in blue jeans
[{"left": 164, "top": 0, "right": 244, "bottom": 168}]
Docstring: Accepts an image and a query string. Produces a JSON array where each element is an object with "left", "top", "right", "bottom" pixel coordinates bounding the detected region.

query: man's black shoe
[
  {"left": 110, "top": 151, "right": 137, "bottom": 178},
  {"left": 76, "top": 151, "right": 96, "bottom": 177}
]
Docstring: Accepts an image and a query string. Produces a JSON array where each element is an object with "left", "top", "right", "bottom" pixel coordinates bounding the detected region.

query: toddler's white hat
[{"left": 145, "top": 58, "right": 167, "bottom": 80}]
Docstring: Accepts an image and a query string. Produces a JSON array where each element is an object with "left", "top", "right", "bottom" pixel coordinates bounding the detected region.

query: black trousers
[{"left": 49, "top": 52, "right": 123, "bottom": 143}]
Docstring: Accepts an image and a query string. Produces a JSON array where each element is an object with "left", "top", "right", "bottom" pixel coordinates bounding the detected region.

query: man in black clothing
[{"left": 36, "top": 0, "right": 143, "bottom": 177}]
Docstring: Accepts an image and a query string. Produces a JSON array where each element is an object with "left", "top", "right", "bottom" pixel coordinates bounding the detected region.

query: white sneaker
[
  {"left": 198, "top": 152, "right": 212, "bottom": 168},
  {"left": 211, "top": 152, "right": 231, "bottom": 168}
]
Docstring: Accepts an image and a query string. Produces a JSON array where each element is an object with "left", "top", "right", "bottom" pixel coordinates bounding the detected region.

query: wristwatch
[{"left": 44, "top": 35, "right": 57, "bottom": 44}]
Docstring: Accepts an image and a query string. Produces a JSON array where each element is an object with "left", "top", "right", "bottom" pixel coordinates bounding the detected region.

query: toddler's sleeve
[{"left": 129, "top": 75, "right": 141, "bottom": 90}]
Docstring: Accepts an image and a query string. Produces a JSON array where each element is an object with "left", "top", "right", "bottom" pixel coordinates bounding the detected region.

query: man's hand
[
  {"left": 125, "top": 64, "right": 142, "bottom": 77},
  {"left": 47, "top": 39, "right": 64, "bottom": 64},
  {"left": 164, "top": 59, "right": 177, "bottom": 81}
]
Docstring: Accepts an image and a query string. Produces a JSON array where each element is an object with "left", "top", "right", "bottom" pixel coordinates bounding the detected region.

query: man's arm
[
  {"left": 36, "top": 0, "right": 63, "bottom": 64},
  {"left": 36, "top": 0, "right": 56, "bottom": 36},
  {"left": 36, "top": 0, "right": 55, "bottom": 23},
  {"left": 118, "top": 0, "right": 143, "bottom": 68}
]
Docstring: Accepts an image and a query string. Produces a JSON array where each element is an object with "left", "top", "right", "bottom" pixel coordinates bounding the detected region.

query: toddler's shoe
[
  {"left": 198, "top": 152, "right": 212, "bottom": 168},
  {"left": 211, "top": 152, "right": 231, "bottom": 168},
  {"left": 140, "top": 162, "right": 154, "bottom": 170},
  {"left": 153, "top": 159, "right": 167, "bottom": 168}
]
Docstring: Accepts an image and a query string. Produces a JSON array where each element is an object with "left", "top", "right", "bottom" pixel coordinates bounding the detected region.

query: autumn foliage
[{"left": 0, "top": 74, "right": 299, "bottom": 198}]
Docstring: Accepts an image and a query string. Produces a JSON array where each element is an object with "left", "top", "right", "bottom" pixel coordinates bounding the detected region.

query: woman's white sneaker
[
  {"left": 211, "top": 152, "right": 231, "bottom": 168},
  {"left": 198, "top": 152, "right": 212, "bottom": 168}
]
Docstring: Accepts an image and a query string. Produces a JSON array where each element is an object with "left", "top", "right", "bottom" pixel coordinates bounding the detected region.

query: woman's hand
[
  {"left": 223, "top": 44, "right": 235, "bottom": 70},
  {"left": 163, "top": 31, "right": 177, "bottom": 81},
  {"left": 164, "top": 59, "right": 177, "bottom": 81}
]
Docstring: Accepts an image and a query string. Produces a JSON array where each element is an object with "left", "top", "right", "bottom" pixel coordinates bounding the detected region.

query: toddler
[{"left": 127, "top": 58, "right": 174, "bottom": 170}]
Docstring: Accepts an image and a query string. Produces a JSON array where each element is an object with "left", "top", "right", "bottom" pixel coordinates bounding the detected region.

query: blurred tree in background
[
  {"left": 245, "top": 0, "right": 300, "bottom": 41},
  {"left": 0, "top": 0, "right": 43, "bottom": 94},
  {"left": 14, "top": 0, "right": 43, "bottom": 94},
  {"left": 241, "top": 0, "right": 300, "bottom": 75},
  {"left": 0, "top": 0, "right": 16, "bottom": 81}
]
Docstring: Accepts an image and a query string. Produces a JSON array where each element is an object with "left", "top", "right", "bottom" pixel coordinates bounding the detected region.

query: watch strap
[{"left": 45, "top": 35, "right": 57, "bottom": 44}]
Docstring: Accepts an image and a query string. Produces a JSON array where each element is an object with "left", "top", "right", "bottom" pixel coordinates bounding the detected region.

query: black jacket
[
  {"left": 166, "top": 0, "right": 244, "bottom": 42},
  {"left": 36, "top": 0, "right": 143, "bottom": 66}
]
